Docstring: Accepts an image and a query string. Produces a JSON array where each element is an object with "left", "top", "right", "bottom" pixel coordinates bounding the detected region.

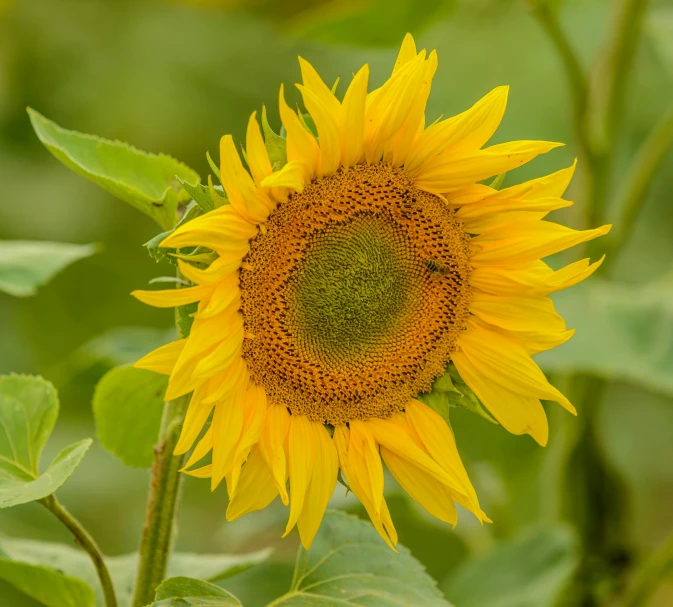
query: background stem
[
  {"left": 40, "top": 494, "right": 118, "bottom": 607},
  {"left": 620, "top": 530, "right": 673, "bottom": 607},
  {"left": 130, "top": 393, "right": 189, "bottom": 607}
]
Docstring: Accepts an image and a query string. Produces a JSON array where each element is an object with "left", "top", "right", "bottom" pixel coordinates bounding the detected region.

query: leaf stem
[
  {"left": 40, "top": 494, "right": 118, "bottom": 607},
  {"left": 620, "top": 529, "right": 673, "bottom": 607},
  {"left": 130, "top": 393, "right": 189, "bottom": 607}
]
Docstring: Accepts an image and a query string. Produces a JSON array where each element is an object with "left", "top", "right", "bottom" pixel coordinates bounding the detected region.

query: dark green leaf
[
  {"left": 151, "top": 577, "right": 241, "bottom": 606},
  {"left": 442, "top": 526, "right": 579, "bottom": 607},
  {"left": 271, "top": 510, "right": 452, "bottom": 606},
  {"left": 0, "top": 241, "right": 97, "bottom": 297},
  {"left": 28, "top": 109, "right": 200, "bottom": 230},
  {"left": 0, "top": 375, "right": 92, "bottom": 508},
  {"left": 0, "top": 557, "right": 95, "bottom": 607},
  {"left": 0, "top": 538, "right": 270, "bottom": 607},
  {"left": 92, "top": 366, "right": 167, "bottom": 468},
  {"left": 538, "top": 278, "right": 673, "bottom": 398}
]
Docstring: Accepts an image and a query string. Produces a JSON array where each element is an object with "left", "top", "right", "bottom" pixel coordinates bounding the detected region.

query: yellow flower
[{"left": 133, "top": 34, "right": 610, "bottom": 550}]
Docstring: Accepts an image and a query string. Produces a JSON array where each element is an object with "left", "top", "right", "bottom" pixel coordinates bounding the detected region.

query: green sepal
[
  {"left": 177, "top": 302, "right": 198, "bottom": 338},
  {"left": 206, "top": 151, "right": 221, "bottom": 182},
  {"left": 261, "top": 105, "right": 288, "bottom": 171},
  {"left": 420, "top": 363, "right": 497, "bottom": 426},
  {"left": 144, "top": 202, "right": 202, "bottom": 265},
  {"left": 488, "top": 172, "right": 507, "bottom": 190},
  {"left": 298, "top": 111, "right": 318, "bottom": 138}
]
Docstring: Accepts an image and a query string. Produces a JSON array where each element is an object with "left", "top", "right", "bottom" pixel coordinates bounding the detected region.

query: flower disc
[{"left": 240, "top": 163, "right": 472, "bottom": 424}]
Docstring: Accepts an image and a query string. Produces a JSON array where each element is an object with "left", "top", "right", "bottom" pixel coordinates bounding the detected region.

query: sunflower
[{"left": 132, "top": 34, "right": 610, "bottom": 550}]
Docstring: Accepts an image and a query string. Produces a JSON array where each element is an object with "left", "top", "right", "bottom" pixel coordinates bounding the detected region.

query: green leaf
[
  {"left": 0, "top": 374, "right": 92, "bottom": 508},
  {"left": 261, "top": 106, "right": 287, "bottom": 171},
  {"left": 180, "top": 180, "right": 215, "bottom": 213},
  {"left": 151, "top": 577, "right": 242, "bottom": 606},
  {"left": 92, "top": 366, "right": 167, "bottom": 468},
  {"left": 28, "top": 109, "right": 200, "bottom": 230},
  {"left": 538, "top": 277, "right": 673, "bottom": 398},
  {"left": 0, "top": 241, "right": 97, "bottom": 297},
  {"left": 419, "top": 363, "right": 497, "bottom": 425},
  {"left": 271, "top": 510, "right": 452, "bottom": 606},
  {"left": 0, "top": 556, "right": 95, "bottom": 607},
  {"left": 287, "top": 0, "right": 454, "bottom": 47},
  {"left": 442, "top": 526, "right": 579, "bottom": 607},
  {"left": 0, "top": 538, "right": 271, "bottom": 607},
  {"left": 647, "top": 8, "right": 673, "bottom": 76}
]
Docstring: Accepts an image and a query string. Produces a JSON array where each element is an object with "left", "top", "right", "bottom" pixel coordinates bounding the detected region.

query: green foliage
[
  {"left": 287, "top": 0, "right": 454, "bottom": 47},
  {"left": 0, "top": 554, "right": 95, "bottom": 607},
  {"left": 93, "top": 366, "right": 168, "bottom": 469},
  {"left": 28, "top": 109, "right": 200, "bottom": 231},
  {"left": 151, "top": 577, "right": 242, "bottom": 606},
  {"left": 539, "top": 277, "right": 673, "bottom": 398},
  {"left": 261, "top": 106, "right": 288, "bottom": 171},
  {"left": 0, "top": 375, "right": 91, "bottom": 508},
  {"left": 419, "top": 363, "right": 497, "bottom": 426},
  {"left": 442, "top": 526, "right": 579, "bottom": 607},
  {"left": 0, "top": 241, "right": 97, "bottom": 297},
  {"left": 272, "top": 510, "right": 452, "bottom": 606},
  {"left": 646, "top": 8, "right": 673, "bottom": 76},
  {"left": 0, "top": 538, "right": 271, "bottom": 607}
]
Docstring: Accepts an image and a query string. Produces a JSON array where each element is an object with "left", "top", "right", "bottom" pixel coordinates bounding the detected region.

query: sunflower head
[{"left": 133, "top": 33, "right": 610, "bottom": 550}]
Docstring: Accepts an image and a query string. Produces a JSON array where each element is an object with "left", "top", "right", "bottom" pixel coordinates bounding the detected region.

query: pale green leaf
[
  {"left": 271, "top": 510, "right": 452, "bottom": 606},
  {"left": 442, "top": 526, "right": 578, "bottom": 607},
  {"left": 0, "top": 375, "right": 92, "bottom": 507},
  {"left": 0, "top": 241, "right": 97, "bottom": 297},
  {"left": 28, "top": 109, "right": 200, "bottom": 230},
  {"left": 0, "top": 538, "right": 271, "bottom": 607},
  {"left": 261, "top": 106, "right": 287, "bottom": 171},
  {"left": 647, "top": 8, "right": 673, "bottom": 76},
  {"left": 93, "top": 366, "right": 168, "bottom": 469},
  {"left": 151, "top": 577, "right": 242, "bottom": 606},
  {"left": 0, "top": 556, "right": 95, "bottom": 607},
  {"left": 538, "top": 277, "right": 673, "bottom": 397}
]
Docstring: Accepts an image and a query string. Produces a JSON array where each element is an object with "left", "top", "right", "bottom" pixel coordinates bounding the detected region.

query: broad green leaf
[
  {"left": 419, "top": 363, "right": 497, "bottom": 426},
  {"left": 442, "top": 526, "right": 578, "bottom": 607},
  {"left": 0, "top": 557, "right": 95, "bottom": 607},
  {"left": 28, "top": 109, "right": 200, "bottom": 230},
  {"left": 0, "top": 538, "right": 271, "bottom": 607},
  {"left": 0, "top": 241, "right": 97, "bottom": 297},
  {"left": 93, "top": 366, "right": 168, "bottom": 468},
  {"left": 0, "top": 375, "right": 92, "bottom": 507},
  {"left": 287, "top": 0, "right": 453, "bottom": 47},
  {"left": 151, "top": 577, "right": 242, "bottom": 606},
  {"left": 538, "top": 277, "right": 673, "bottom": 398},
  {"left": 647, "top": 8, "right": 673, "bottom": 76},
  {"left": 271, "top": 510, "right": 452, "bottom": 606}
]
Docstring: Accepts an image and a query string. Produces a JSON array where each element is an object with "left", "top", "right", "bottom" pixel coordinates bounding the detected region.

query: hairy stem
[
  {"left": 40, "top": 495, "right": 118, "bottom": 607},
  {"left": 621, "top": 530, "right": 673, "bottom": 607},
  {"left": 130, "top": 393, "right": 189, "bottom": 607}
]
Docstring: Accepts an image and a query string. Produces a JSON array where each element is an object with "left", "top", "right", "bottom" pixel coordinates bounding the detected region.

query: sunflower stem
[
  {"left": 40, "top": 494, "right": 118, "bottom": 607},
  {"left": 130, "top": 393, "right": 189, "bottom": 607}
]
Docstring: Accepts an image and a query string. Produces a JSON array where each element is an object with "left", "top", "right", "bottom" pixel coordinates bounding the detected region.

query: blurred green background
[{"left": 2, "top": 0, "right": 673, "bottom": 605}]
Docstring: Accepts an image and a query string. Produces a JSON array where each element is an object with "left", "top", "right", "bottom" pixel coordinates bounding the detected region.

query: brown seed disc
[{"left": 240, "top": 163, "right": 472, "bottom": 425}]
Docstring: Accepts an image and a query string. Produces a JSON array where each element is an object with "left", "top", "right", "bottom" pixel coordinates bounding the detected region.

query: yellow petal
[
  {"left": 211, "top": 384, "right": 247, "bottom": 490},
  {"left": 405, "top": 86, "right": 509, "bottom": 174},
  {"left": 297, "top": 83, "right": 341, "bottom": 177},
  {"left": 259, "top": 404, "right": 290, "bottom": 505},
  {"left": 452, "top": 350, "right": 549, "bottom": 446},
  {"left": 134, "top": 339, "right": 186, "bottom": 375},
  {"left": 260, "top": 160, "right": 306, "bottom": 192},
  {"left": 471, "top": 221, "right": 611, "bottom": 266},
  {"left": 220, "top": 135, "right": 272, "bottom": 224},
  {"left": 192, "top": 315, "right": 245, "bottom": 380},
  {"left": 511, "top": 328, "right": 576, "bottom": 356},
  {"left": 284, "top": 415, "right": 316, "bottom": 536},
  {"left": 393, "top": 33, "right": 418, "bottom": 72},
  {"left": 416, "top": 140, "right": 562, "bottom": 194},
  {"left": 469, "top": 291, "right": 567, "bottom": 333},
  {"left": 405, "top": 400, "right": 481, "bottom": 516},
  {"left": 174, "top": 385, "right": 214, "bottom": 455},
  {"left": 183, "top": 464, "right": 212, "bottom": 479},
  {"left": 349, "top": 420, "right": 385, "bottom": 516},
  {"left": 278, "top": 84, "right": 319, "bottom": 180},
  {"left": 457, "top": 319, "right": 576, "bottom": 414},
  {"left": 131, "top": 284, "right": 212, "bottom": 308},
  {"left": 226, "top": 445, "right": 278, "bottom": 520},
  {"left": 298, "top": 56, "right": 341, "bottom": 118},
  {"left": 182, "top": 426, "right": 213, "bottom": 470},
  {"left": 297, "top": 422, "right": 338, "bottom": 549},
  {"left": 340, "top": 64, "right": 369, "bottom": 167},
  {"left": 381, "top": 446, "right": 457, "bottom": 526},
  {"left": 246, "top": 111, "right": 273, "bottom": 186}
]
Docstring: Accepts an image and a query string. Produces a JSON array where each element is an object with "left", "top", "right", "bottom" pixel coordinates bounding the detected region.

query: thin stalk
[
  {"left": 40, "top": 494, "right": 118, "bottom": 607},
  {"left": 620, "top": 530, "right": 673, "bottom": 607},
  {"left": 601, "top": 102, "right": 673, "bottom": 271},
  {"left": 130, "top": 393, "right": 189, "bottom": 607}
]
